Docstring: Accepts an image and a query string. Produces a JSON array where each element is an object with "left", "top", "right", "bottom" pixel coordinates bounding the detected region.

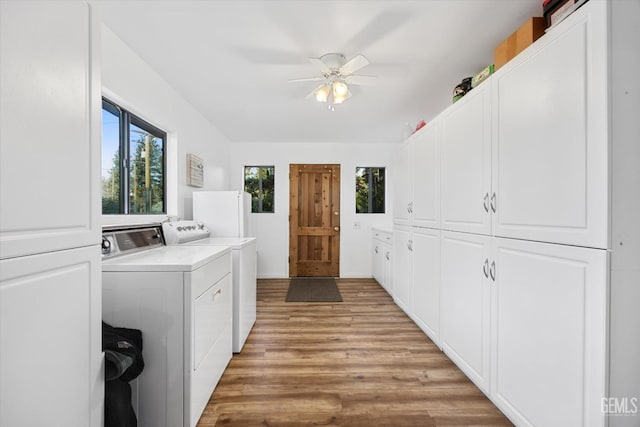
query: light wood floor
[{"left": 197, "top": 278, "right": 512, "bottom": 427}]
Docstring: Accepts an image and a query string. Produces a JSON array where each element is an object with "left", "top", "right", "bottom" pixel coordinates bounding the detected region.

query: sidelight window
[
  {"left": 356, "top": 167, "right": 385, "bottom": 213},
  {"left": 244, "top": 166, "right": 275, "bottom": 213}
]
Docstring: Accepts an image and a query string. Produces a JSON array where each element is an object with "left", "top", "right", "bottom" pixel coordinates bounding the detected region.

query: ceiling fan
[{"left": 288, "top": 53, "right": 377, "bottom": 108}]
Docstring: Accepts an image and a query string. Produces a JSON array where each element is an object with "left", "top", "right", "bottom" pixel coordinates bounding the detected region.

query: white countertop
[
  {"left": 183, "top": 236, "right": 256, "bottom": 249},
  {"left": 102, "top": 245, "right": 231, "bottom": 272}
]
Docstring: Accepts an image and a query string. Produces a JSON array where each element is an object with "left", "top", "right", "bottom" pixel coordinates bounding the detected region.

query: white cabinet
[
  {"left": 491, "top": 5, "right": 607, "bottom": 249},
  {"left": 393, "top": 121, "right": 440, "bottom": 228},
  {"left": 411, "top": 123, "right": 440, "bottom": 229},
  {"left": 440, "top": 233, "right": 608, "bottom": 420},
  {"left": 490, "top": 238, "right": 607, "bottom": 427},
  {"left": 392, "top": 142, "right": 411, "bottom": 225},
  {"left": 0, "top": 2, "right": 102, "bottom": 427},
  {"left": 411, "top": 228, "right": 440, "bottom": 346},
  {"left": 0, "top": 1, "right": 101, "bottom": 259},
  {"left": 372, "top": 228, "right": 392, "bottom": 295},
  {"left": 392, "top": 226, "right": 412, "bottom": 314},
  {"left": 390, "top": 2, "right": 638, "bottom": 425},
  {"left": 392, "top": 226, "right": 441, "bottom": 346},
  {"left": 440, "top": 82, "right": 492, "bottom": 236},
  {"left": 0, "top": 247, "right": 102, "bottom": 427},
  {"left": 440, "top": 231, "right": 491, "bottom": 393}
]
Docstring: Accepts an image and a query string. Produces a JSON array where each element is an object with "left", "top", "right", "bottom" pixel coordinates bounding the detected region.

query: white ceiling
[{"left": 101, "top": 0, "right": 541, "bottom": 144}]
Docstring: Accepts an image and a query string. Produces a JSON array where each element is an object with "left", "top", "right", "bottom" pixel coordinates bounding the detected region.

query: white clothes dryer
[{"left": 163, "top": 221, "right": 257, "bottom": 353}]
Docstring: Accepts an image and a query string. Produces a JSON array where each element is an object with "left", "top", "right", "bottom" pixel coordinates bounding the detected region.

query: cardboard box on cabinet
[{"left": 494, "top": 17, "right": 546, "bottom": 70}]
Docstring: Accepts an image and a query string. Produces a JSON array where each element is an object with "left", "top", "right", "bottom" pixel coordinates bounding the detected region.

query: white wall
[
  {"left": 101, "top": 24, "right": 230, "bottom": 224},
  {"left": 230, "top": 142, "right": 398, "bottom": 279}
]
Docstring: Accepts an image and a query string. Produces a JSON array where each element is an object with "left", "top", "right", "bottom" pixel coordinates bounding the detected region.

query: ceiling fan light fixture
[
  {"left": 332, "top": 80, "right": 348, "bottom": 97},
  {"left": 333, "top": 93, "right": 347, "bottom": 104},
  {"left": 314, "top": 85, "right": 330, "bottom": 103}
]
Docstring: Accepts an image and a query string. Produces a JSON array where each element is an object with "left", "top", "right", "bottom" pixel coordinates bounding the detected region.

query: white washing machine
[
  {"left": 163, "top": 220, "right": 257, "bottom": 353},
  {"left": 101, "top": 224, "right": 233, "bottom": 427}
]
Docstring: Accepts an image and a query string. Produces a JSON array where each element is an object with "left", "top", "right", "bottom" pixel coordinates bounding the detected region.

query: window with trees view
[
  {"left": 356, "top": 167, "right": 385, "bottom": 213},
  {"left": 102, "top": 98, "right": 166, "bottom": 214},
  {"left": 244, "top": 166, "right": 274, "bottom": 213}
]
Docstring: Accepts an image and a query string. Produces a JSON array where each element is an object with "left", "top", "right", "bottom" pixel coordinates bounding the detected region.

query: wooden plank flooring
[{"left": 197, "top": 279, "right": 512, "bottom": 427}]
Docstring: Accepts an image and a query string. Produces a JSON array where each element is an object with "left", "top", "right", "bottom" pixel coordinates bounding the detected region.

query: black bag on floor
[{"left": 102, "top": 322, "right": 144, "bottom": 427}]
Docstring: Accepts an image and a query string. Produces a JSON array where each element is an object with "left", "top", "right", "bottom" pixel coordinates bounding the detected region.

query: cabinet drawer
[
  {"left": 373, "top": 229, "right": 392, "bottom": 243},
  {"left": 191, "top": 252, "right": 231, "bottom": 298}
]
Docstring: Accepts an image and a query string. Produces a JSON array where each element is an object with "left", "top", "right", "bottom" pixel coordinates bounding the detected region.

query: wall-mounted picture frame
[{"left": 187, "top": 153, "right": 204, "bottom": 187}]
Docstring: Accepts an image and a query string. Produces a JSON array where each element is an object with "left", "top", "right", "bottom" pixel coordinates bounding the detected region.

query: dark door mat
[{"left": 285, "top": 277, "right": 343, "bottom": 302}]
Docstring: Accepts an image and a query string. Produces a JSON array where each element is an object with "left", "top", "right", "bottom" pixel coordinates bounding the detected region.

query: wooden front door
[{"left": 289, "top": 164, "right": 340, "bottom": 277}]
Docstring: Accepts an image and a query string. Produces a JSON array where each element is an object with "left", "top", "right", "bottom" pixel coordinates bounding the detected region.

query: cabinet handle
[
  {"left": 407, "top": 240, "right": 413, "bottom": 251},
  {"left": 490, "top": 261, "right": 496, "bottom": 282},
  {"left": 490, "top": 192, "right": 497, "bottom": 213},
  {"left": 483, "top": 193, "right": 489, "bottom": 213},
  {"left": 213, "top": 288, "right": 222, "bottom": 300},
  {"left": 385, "top": 252, "right": 390, "bottom": 260},
  {"left": 407, "top": 203, "right": 411, "bottom": 213},
  {"left": 375, "top": 246, "right": 379, "bottom": 254},
  {"left": 483, "top": 259, "right": 489, "bottom": 278}
]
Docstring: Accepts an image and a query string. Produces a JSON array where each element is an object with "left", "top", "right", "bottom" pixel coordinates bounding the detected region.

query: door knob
[{"left": 334, "top": 226, "right": 340, "bottom": 231}]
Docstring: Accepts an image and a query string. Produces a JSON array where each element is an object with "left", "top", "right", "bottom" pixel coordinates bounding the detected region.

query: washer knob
[{"left": 101, "top": 237, "right": 111, "bottom": 254}]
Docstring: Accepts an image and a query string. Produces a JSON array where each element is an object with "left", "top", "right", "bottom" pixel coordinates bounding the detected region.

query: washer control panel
[
  {"left": 101, "top": 224, "right": 165, "bottom": 259},
  {"left": 162, "top": 220, "right": 209, "bottom": 245}
]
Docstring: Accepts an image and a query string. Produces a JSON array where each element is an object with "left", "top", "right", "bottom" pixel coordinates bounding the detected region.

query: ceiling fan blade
[
  {"left": 345, "top": 74, "right": 377, "bottom": 86},
  {"left": 340, "top": 54, "right": 370, "bottom": 76},
  {"left": 343, "top": 10, "right": 412, "bottom": 54},
  {"left": 288, "top": 77, "right": 325, "bottom": 83},
  {"left": 308, "top": 57, "right": 331, "bottom": 74}
]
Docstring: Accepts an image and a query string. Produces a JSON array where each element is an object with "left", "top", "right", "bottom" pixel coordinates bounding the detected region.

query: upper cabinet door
[
  {"left": 441, "top": 83, "right": 492, "bottom": 236},
  {"left": 491, "top": 0, "right": 607, "bottom": 249},
  {"left": 393, "top": 142, "right": 411, "bottom": 226},
  {"left": 0, "top": 1, "right": 101, "bottom": 259},
  {"left": 411, "top": 121, "right": 440, "bottom": 229}
]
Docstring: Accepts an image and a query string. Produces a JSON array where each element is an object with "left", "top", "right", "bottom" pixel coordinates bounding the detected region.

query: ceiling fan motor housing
[{"left": 320, "top": 53, "right": 347, "bottom": 71}]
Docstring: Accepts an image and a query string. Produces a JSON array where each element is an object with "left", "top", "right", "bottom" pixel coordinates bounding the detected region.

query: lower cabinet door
[
  {"left": 372, "top": 240, "right": 384, "bottom": 285},
  {"left": 490, "top": 238, "right": 607, "bottom": 427},
  {"left": 440, "top": 231, "right": 491, "bottom": 393},
  {"left": 392, "top": 226, "right": 412, "bottom": 315},
  {"left": 383, "top": 245, "right": 392, "bottom": 295},
  {"left": 0, "top": 246, "right": 102, "bottom": 427},
  {"left": 411, "top": 228, "right": 441, "bottom": 346}
]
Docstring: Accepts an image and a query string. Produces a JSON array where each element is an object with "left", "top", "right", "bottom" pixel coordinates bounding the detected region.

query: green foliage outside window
[
  {"left": 356, "top": 167, "right": 385, "bottom": 214},
  {"left": 244, "top": 166, "right": 275, "bottom": 213},
  {"left": 102, "top": 98, "right": 165, "bottom": 214}
]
